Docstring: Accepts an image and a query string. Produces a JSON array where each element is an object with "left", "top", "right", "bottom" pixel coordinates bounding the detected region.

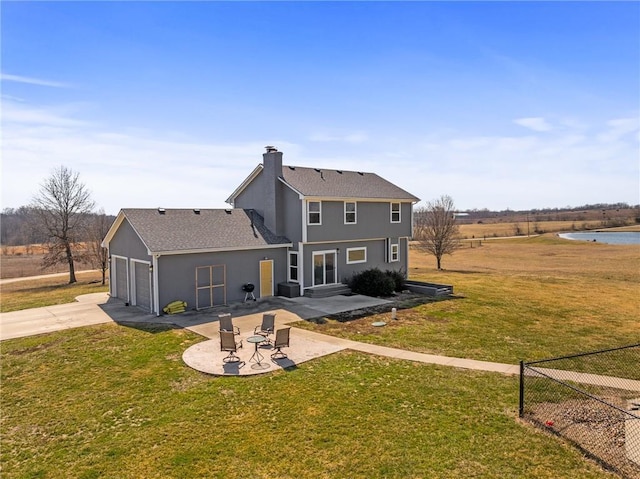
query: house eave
[
  {"left": 152, "top": 243, "right": 293, "bottom": 256},
  {"left": 299, "top": 195, "right": 420, "bottom": 203}
]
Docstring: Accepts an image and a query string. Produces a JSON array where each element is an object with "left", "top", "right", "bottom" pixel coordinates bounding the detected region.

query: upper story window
[
  {"left": 390, "top": 202, "right": 401, "bottom": 223},
  {"left": 344, "top": 201, "right": 357, "bottom": 224},
  {"left": 308, "top": 201, "right": 321, "bottom": 225}
]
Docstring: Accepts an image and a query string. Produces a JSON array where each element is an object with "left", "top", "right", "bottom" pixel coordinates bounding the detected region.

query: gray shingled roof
[
  {"left": 122, "top": 208, "right": 291, "bottom": 254},
  {"left": 281, "top": 166, "right": 419, "bottom": 201}
]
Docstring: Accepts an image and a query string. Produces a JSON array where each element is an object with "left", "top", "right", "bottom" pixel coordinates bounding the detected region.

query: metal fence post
[{"left": 519, "top": 360, "right": 525, "bottom": 418}]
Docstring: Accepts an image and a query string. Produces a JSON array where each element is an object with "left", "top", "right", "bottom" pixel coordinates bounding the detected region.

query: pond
[{"left": 558, "top": 231, "right": 640, "bottom": 245}]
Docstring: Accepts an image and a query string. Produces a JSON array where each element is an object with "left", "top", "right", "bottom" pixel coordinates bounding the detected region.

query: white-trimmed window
[
  {"left": 390, "top": 202, "right": 401, "bottom": 223},
  {"left": 344, "top": 201, "right": 357, "bottom": 224},
  {"left": 288, "top": 251, "right": 299, "bottom": 282},
  {"left": 389, "top": 242, "right": 399, "bottom": 262},
  {"left": 346, "top": 247, "right": 367, "bottom": 264},
  {"left": 308, "top": 201, "right": 321, "bottom": 225}
]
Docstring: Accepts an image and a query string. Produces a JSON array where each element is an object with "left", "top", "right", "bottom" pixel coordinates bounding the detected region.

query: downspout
[
  {"left": 298, "top": 242, "right": 304, "bottom": 297},
  {"left": 107, "top": 248, "right": 113, "bottom": 297},
  {"left": 300, "top": 196, "right": 307, "bottom": 297},
  {"left": 153, "top": 254, "right": 160, "bottom": 316}
]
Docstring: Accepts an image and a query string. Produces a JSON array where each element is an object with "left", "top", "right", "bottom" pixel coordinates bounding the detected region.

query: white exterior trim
[
  {"left": 225, "top": 164, "right": 263, "bottom": 205},
  {"left": 111, "top": 254, "right": 129, "bottom": 301},
  {"left": 298, "top": 243, "right": 305, "bottom": 295},
  {"left": 130, "top": 258, "right": 152, "bottom": 309},
  {"left": 311, "top": 249, "right": 338, "bottom": 287},
  {"left": 152, "top": 243, "right": 292, "bottom": 256},
  {"left": 152, "top": 255, "right": 160, "bottom": 316}
]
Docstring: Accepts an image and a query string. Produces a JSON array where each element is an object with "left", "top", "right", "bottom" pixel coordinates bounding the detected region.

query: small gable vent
[{"left": 158, "top": 208, "right": 166, "bottom": 215}]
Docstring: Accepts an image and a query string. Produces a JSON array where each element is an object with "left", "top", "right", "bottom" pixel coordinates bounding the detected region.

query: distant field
[
  {"left": 458, "top": 220, "right": 640, "bottom": 239},
  {"left": 0, "top": 243, "right": 94, "bottom": 279},
  {"left": 0, "top": 271, "right": 107, "bottom": 313}
]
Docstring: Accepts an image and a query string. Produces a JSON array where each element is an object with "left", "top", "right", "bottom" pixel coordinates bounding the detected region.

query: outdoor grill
[{"left": 242, "top": 283, "right": 256, "bottom": 302}]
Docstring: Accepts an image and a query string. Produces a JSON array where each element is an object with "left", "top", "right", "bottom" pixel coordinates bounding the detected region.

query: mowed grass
[
  {"left": 1, "top": 323, "right": 615, "bottom": 479},
  {"left": 0, "top": 271, "right": 108, "bottom": 313},
  {"left": 299, "top": 235, "right": 640, "bottom": 364}
]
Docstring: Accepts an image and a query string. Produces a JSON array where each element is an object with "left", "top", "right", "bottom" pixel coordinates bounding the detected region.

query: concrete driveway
[{"left": 0, "top": 293, "right": 113, "bottom": 341}]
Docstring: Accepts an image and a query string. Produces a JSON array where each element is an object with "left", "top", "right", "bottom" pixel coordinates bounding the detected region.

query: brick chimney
[{"left": 263, "top": 146, "right": 283, "bottom": 234}]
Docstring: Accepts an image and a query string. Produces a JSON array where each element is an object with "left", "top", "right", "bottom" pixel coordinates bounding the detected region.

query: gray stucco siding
[
  {"left": 280, "top": 185, "right": 303, "bottom": 243},
  {"left": 303, "top": 238, "right": 408, "bottom": 288},
  {"left": 108, "top": 218, "right": 151, "bottom": 261},
  {"left": 156, "top": 247, "right": 288, "bottom": 310},
  {"left": 234, "top": 170, "right": 266, "bottom": 219},
  {"left": 305, "top": 201, "right": 413, "bottom": 243}
]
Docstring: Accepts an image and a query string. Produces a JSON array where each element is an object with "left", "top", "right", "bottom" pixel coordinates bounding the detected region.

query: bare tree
[
  {"left": 414, "top": 195, "right": 461, "bottom": 270},
  {"left": 85, "top": 209, "right": 112, "bottom": 285},
  {"left": 30, "top": 166, "right": 95, "bottom": 283}
]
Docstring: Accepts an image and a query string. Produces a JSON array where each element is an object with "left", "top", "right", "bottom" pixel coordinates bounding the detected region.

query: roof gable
[
  {"left": 111, "top": 208, "right": 290, "bottom": 254},
  {"left": 227, "top": 164, "right": 420, "bottom": 204}
]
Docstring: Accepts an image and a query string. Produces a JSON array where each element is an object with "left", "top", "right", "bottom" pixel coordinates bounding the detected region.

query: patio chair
[
  {"left": 254, "top": 313, "right": 276, "bottom": 344},
  {"left": 220, "top": 330, "right": 243, "bottom": 363},
  {"left": 218, "top": 313, "right": 240, "bottom": 335},
  {"left": 271, "top": 327, "right": 290, "bottom": 360}
]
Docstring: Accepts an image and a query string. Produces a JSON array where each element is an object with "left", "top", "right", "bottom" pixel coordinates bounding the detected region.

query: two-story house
[{"left": 102, "top": 147, "right": 419, "bottom": 315}]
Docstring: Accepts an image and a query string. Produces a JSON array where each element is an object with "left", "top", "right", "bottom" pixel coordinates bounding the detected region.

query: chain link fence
[{"left": 520, "top": 344, "right": 640, "bottom": 478}]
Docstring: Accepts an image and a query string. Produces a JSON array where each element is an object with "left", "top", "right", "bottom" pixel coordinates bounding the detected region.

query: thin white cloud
[
  {"left": 309, "top": 131, "right": 368, "bottom": 144},
  {"left": 2, "top": 99, "right": 638, "bottom": 213},
  {"left": 2, "top": 101, "right": 88, "bottom": 127},
  {"left": 514, "top": 117, "right": 553, "bottom": 132},
  {"left": 596, "top": 117, "right": 640, "bottom": 143},
  {"left": 1, "top": 73, "right": 71, "bottom": 88}
]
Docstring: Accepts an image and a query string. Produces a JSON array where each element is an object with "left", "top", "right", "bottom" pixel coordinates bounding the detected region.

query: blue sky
[{"left": 2, "top": 1, "right": 639, "bottom": 215}]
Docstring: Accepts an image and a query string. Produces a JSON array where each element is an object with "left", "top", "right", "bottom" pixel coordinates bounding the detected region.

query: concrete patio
[
  {"left": 182, "top": 308, "right": 350, "bottom": 376},
  {"left": 109, "top": 293, "right": 393, "bottom": 376}
]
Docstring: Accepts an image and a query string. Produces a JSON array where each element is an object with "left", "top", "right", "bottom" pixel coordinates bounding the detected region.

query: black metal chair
[
  {"left": 218, "top": 313, "right": 240, "bottom": 335},
  {"left": 254, "top": 313, "right": 275, "bottom": 344},
  {"left": 271, "top": 327, "right": 290, "bottom": 360},
  {"left": 219, "top": 330, "right": 243, "bottom": 364}
]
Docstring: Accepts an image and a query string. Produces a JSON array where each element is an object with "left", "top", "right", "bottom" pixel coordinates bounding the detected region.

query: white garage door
[
  {"left": 134, "top": 261, "right": 151, "bottom": 311},
  {"left": 114, "top": 257, "right": 128, "bottom": 302}
]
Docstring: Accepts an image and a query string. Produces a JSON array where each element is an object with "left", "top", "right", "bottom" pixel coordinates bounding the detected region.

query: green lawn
[
  {"left": 0, "top": 271, "right": 108, "bottom": 313},
  {"left": 297, "top": 237, "right": 640, "bottom": 365},
  {"left": 1, "top": 324, "right": 615, "bottom": 479},
  {"left": 1, "top": 236, "right": 636, "bottom": 477}
]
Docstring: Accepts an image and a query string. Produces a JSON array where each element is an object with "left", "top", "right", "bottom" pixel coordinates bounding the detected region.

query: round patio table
[{"left": 247, "top": 335, "right": 270, "bottom": 370}]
